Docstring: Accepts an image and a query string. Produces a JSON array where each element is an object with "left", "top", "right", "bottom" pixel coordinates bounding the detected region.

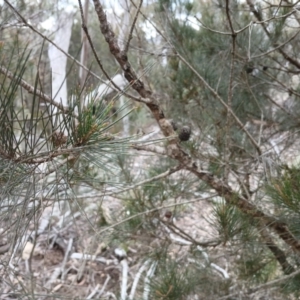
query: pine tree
[{"left": 2, "top": 0, "right": 300, "bottom": 299}]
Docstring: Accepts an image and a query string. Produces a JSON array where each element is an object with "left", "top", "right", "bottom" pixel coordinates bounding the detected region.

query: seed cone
[{"left": 178, "top": 126, "right": 191, "bottom": 141}]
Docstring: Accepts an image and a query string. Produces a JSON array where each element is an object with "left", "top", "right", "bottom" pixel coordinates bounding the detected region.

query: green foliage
[
  {"left": 266, "top": 166, "right": 300, "bottom": 240},
  {"left": 211, "top": 202, "right": 256, "bottom": 244},
  {"left": 149, "top": 259, "right": 201, "bottom": 299},
  {"left": 165, "top": 18, "right": 272, "bottom": 124},
  {"left": 149, "top": 257, "right": 231, "bottom": 299},
  {"left": 238, "top": 243, "right": 278, "bottom": 284},
  {"left": 3, "top": 1, "right": 300, "bottom": 299},
  {"left": 267, "top": 166, "right": 300, "bottom": 215},
  {"left": 281, "top": 273, "right": 300, "bottom": 297}
]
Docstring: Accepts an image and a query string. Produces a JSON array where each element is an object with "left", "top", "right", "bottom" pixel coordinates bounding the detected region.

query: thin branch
[
  {"left": 251, "top": 29, "right": 300, "bottom": 59},
  {"left": 187, "top": 166, "right": 300, "bottom": 254},
  {"left": 225, "top": 0, "right": 237, "bottom": 179},
  {"left": 79, "top": 0, "right": 90, "bottom": 87},
  {"left": 225, "top": 0, "right": 235, "bottom": 34},
  {"left": 101, "top": 165, "right": 182, "bottom": 197},
  {"left": 218, "top": 267, "right": 300, "bottom": 300},
  {"left": 176, "top": 52, "right": 262, "bottom": 155},
  {"left": 3, "top": 0, "right": 142, "bottom": 104},
  {"left": 120, "top": 259, "right": 128, "bottom": 300},
  {"left": 246, "top": 0, "right": 300, "bottom": 69},
  {"left": 129, "top": 260, "right": 150, "bottom": 300},
  {"left": 143, "top": 261, "right": 157, "bottom": 300},
  {"left": 194, "top": 7, "right": 295, "bottom": 36},
  {"left": 94, "top": 194, "right": 218, "bottom": 240},
  {"left": 130, "top": 0, "right": 169, "bottom": 44},
  {"left": 124, "top": 0, "right": 143, "bottom": 54},
  {"left": 78, "top": 0, "right": 124, "bottom": 94},
  {"left": 92, "top": 0, "right": 182, "bottom": 152},
  {"left": 3, "top": 0, "right": 99, "bottom": 82},
  {"left": 263, "top": 69, "right": 300, "bottom": 99},
  {"left": 264, "top": 93, "right": 295, "bottom": 118},
  {"left": 0, "top": 65, "right": 69, "bottom": 114},
  {"left": 92, "top": 0, "right": 150, "bottom": 98},
  {"left": 194, "top": 15, "right": 250, "bottom": 35},
  {"left": 132, "top": 144, "right": 166, "bottom": 155}
]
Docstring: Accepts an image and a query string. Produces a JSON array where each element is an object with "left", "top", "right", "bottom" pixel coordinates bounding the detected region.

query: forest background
[{"left": 1, "top": 0, "right": 300, "bottom": 299}]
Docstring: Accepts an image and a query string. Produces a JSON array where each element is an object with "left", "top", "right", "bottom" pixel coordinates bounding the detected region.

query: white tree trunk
[{"left": 48, "top": 12, "right": 73, "bottom": 127}]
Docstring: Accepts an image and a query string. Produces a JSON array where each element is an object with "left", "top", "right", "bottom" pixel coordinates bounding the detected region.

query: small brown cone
[{"left": 178, "top": 126, "right": 191, "bottom": 141}]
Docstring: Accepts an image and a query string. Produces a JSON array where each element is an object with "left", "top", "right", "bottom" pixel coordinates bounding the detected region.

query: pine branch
[
  {"left": 176, "top": 53, "right": 262, "bottom": 155},
  {"left": 91, "top": 0, "right": 300, "bottom": 254},
  {"left": 246, "top": 0, "right": 300, "bottom": 69},
  {"left": 188, "top": 166, "right": 300, "bottom": 253}
]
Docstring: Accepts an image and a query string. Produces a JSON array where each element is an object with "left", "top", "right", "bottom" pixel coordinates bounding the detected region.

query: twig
[
  {"left": 87, "top": 283, "right": 100, "bottom": 299},
  {"left": 218, "top": 267, "right": 300, "bottom": 299},
  {"left": 98, "top": 275, "right": 111, "bottom": 297},
  {"left": 0, "top": 65, "right": 69, "bottom": 114},
  {"left": 211, "top": 263, "right": 230, "bottom": 279},
  {"left": 129, "top": 260, "right": 150, "bottom": 300},
  {"left": 132, "top": 144, "right": 166, "bottom": 156},
  {"left": 246, "top": 0, "right": 300, "bottom": 69},
  {"left": 143, "top": 261, "right": 157, "bottom": 300},
  {"left": 92, "top": 0, "right": 158, "bottom": 100},
  {"left": 124, "top": 0, "right": 143, "bottom": 54},
  {"left": 45, "top": 267, "right": 61, "bottom": 289},
  {"left": 4, "top": 0, "right": 143, "bottom": 104},
  {"left": 104, "top": 291, "right": 117, "bottom": 299},
  {"left": 3, "top": 0, "right": 99, "bottom": 82},
  {"left": 70, "top": 252, "right": 116, "bottom": 264},
  {"left": 251, "top": 29, "right": 300, "bottom": 59},
  {"left": 94, "top": 194, "right": 218, "bottom": 238},
  {"left": 78, "top": 0, "right": 124, "bottom": 94},
  {"left": 194, "top": 7, "right": 294, "bottom": 36},
  {"left": 194, "top": 15, "right": 250, "bottom": 35},
  {"left": 61, "top": 238, "right": 73, "bottom": 281},
  {"left": 120, "top": 259, "right": 128, "bottom": 300},
  {"left": 134, "top": 129, "right": 162, "bottom": 142},
  {"left": 176, "top": 52, "right": 262, "bottom": 155},
  {"left": 224, "top": 0, "right": 237, "bottom": 180},
  {"left": 99, "top": 166, "right": 182, "bottom": 197},
  {"left": 188, "top": 257, "right": 230, "bottom": 279}
]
